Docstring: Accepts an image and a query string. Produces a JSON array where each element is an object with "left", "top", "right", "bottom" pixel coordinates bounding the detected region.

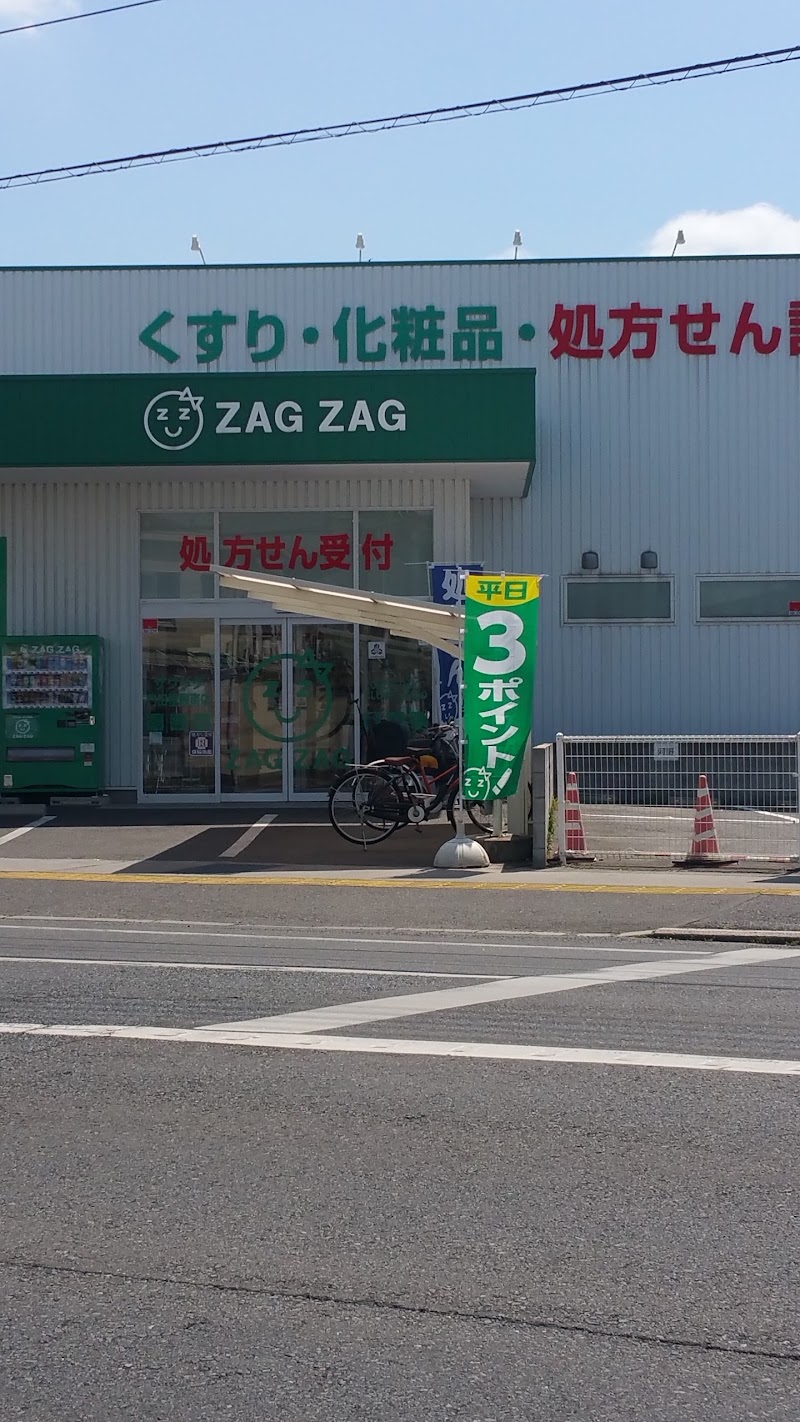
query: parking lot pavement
[
  {"left": 580, "top": 803, "right": 800, "bottom": 864},
  {"left": 1, "top": 924, "right": 799, "bottom": 1420},
  {"left": 2, "top": 804, "right": 799, "bottom": 880},
  {"left": 0, "top": 806, "right": 455, "bottom": 870}
]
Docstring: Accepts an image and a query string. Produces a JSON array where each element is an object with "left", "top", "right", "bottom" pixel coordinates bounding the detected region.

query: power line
[
  {"left": 2, "top": 40, "right": 798, "bottom": 190},
  {"left": 0, "top": 0, "right": 165, "bottom": 42}
]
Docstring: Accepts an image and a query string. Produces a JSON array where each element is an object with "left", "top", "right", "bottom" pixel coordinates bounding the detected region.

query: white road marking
[
  {"left": 1, "top": 1020, "right": 798, "bottom": 1075},
  {"left": 220, "top": 813, "right": 277, "bottom": 858},
  {"left": 202, "top": 945, "right": 800, "bottom": 1033},
  {"left": 756, "top": 810, "right": 800, "bottom": 824},
  {"left": 0, "top": 915, "right": 646, "bottom": 939},
  {"left": 0, "top": 954, "right": 497, "bottom": 981},
  {"left": 0, "top": 815, "right": 54, "bottom": 846},
  {"left": 0, "top": 922, "right": 700, "bottom": 955}
]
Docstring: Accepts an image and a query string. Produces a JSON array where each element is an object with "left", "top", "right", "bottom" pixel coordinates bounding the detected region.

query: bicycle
[{"left": 328, "top": 724, "right": 495, "bottom": 846}]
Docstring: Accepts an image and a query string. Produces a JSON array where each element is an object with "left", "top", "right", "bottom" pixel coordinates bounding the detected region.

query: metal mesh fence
[{"left": 556, "top": 734, "right": 800, "bottom": 865}]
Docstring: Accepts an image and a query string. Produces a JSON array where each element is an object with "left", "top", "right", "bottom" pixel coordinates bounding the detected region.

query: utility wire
[
  {"left": 0, "top": 0, "right": 165, "bottom": 41},
  {"left": 2, "top": 40, "right": 798, "bottom": 189}
]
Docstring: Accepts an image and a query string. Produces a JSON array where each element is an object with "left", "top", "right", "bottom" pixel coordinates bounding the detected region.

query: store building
[{"left": 0, "top": 257, "right": 798, "bottom": 802}]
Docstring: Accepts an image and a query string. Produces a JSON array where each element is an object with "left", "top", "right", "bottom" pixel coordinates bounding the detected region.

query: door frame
[
  {"left": 218, "top": 616, "right": 288, "bottom": 804},
  {"left": 285, "top": 619, "right": 358, "bottom": 802}
]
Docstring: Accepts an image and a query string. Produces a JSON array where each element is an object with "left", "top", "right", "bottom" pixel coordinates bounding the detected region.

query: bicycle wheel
[
  {"left": 328, "top": 769, "right": 404, "bottom": 846},
  {"left": 444, "top": 786, "right": 495, "bottom": 838},
  {"left": 465, "top": 798, "right": 495, "bottom": 837}
]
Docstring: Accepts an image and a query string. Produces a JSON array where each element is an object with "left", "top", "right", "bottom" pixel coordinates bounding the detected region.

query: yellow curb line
[{"left": 0, "top": 869, "right": 799, "bottom": 895}]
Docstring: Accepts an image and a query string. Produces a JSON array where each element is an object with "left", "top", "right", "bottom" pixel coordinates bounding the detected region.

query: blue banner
[{"left": 429, "top": 563, "right": 483, "bottom": 724}]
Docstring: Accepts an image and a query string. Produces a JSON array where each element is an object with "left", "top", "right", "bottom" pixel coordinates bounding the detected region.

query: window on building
[
  {"left": 698, "top": 577, "right": 800, "bottom": 620},
  {"left": 140, "top": 513, "right": 216, "bottom": 599},
  {"left": 564, "top": 577, "right": 673, "bottom": 623},
  {"left": 359, "top": 510, "right": 433, "bottom": 598},
  {"left": 219, "top": 511, "right": 355, "bottom": 596},
  {"left": 140, "top": 508, "right": 435, "bottom": 600}
]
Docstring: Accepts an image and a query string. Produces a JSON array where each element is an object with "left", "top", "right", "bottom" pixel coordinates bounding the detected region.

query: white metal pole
[
  {"left": 556, "top": 732, "right": 567, "bottom": 867},
  {"left": 456, "top": 565, "right": 466, "bottom": 835},
  {"left": 795, "top": 732, "right": 800, "bottom": 863}
]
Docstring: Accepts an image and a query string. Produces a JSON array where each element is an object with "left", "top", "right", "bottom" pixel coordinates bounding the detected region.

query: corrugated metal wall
[{"left": 0, "top": 473, "right": 468, "bottom": 790}]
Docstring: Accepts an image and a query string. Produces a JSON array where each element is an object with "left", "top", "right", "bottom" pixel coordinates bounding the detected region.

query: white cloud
[{"left": 647, "top": 203, "right": 800, "bottom": 257}]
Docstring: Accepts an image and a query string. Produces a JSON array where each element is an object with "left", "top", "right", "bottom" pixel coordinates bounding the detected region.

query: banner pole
[
  {"left": 432, "top": 566, "right": 490, "bottom": 870},
  {"left": 456, "top": 564, "right": 466, "bottom": 835}
]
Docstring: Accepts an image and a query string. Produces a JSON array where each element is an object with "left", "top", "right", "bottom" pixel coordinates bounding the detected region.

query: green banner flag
[{"left": 463, "top": 573, "right": 541, "bottom": 799}]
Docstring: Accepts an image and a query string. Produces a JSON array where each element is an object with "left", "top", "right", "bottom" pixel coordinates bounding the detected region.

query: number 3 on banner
[{"left": 474, "top": 610, "right": 526, "bottom": 674}]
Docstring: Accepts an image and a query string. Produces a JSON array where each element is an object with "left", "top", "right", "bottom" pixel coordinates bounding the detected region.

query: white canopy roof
[{"left": 212, "top": 566, "right": 464, "bottom": 656}]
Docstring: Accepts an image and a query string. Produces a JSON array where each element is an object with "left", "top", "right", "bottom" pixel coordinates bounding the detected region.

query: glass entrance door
[
  {"left": 289, "top": 623, "right": 355, "bottom": 795},
  {"left": 219, "top": 620, "right": 355, "bottom": 799},
  {"left": 142, "top": 617, "right": 425, "bottom": 801},
  {"left": 142, "top": 618, "right": 216, "bottom": 796},
  {"left": 220, "top": 623, "right": 285, "bottom": 796}
]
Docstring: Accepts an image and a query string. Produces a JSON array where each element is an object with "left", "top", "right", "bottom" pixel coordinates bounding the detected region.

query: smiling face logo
[
  {"left": 243, "top": 651, "right": 335, "bottom": 744},
  {"left": 144, "top": 387, "right": 204, "bottom": 452}
]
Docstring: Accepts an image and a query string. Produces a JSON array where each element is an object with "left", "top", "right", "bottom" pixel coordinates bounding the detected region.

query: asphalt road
[{"left": 1, "top": 913, "right": 799, "bottom": 1420}]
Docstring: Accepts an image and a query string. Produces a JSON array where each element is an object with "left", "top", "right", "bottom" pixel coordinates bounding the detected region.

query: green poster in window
[{"left": 463, "top": 573, "right": 541, "bottom": 799}]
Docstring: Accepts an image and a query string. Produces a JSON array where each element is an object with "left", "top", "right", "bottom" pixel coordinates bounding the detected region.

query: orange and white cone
[
  {"left": 679, "top": 775, "right": 737, "bottom": 865},
  {"left": 565, "top": 771, "right": 593, "bottom": 858}
]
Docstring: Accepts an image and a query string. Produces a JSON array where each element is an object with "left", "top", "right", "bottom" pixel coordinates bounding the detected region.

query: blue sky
[{"left": 0, "top": 0, "right": 798, "bottom": 265}]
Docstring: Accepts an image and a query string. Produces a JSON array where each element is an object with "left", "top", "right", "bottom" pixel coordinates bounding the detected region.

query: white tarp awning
[{"left": 212, "top": 566, "right": 464, "bottom": 656}]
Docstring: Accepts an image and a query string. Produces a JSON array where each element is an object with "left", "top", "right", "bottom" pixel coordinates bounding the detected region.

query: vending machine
[{"left": 1, "top": 635, "right": 104, "bottom": 797}]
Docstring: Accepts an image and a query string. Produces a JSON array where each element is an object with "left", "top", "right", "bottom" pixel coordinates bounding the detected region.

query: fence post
[
  {"left": 556, "top": 732, "right": 567, "bottom": 867},
  {"left": 529, "top": 742, "right": 553, "bottom": 868}
]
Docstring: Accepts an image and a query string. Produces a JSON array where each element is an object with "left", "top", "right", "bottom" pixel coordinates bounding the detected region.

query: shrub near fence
[{"left": 555, "top": 734, "right": 800, "bottom": 864}]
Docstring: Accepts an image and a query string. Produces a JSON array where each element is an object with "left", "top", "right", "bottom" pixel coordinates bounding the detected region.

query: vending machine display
[{"left": 1, "top": 635, "right": 104, "bottom": 796}]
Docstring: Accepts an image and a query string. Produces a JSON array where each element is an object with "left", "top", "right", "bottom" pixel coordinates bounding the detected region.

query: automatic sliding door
[
  {"left": 220, "top": 623, "right": 285, "bottom": 795},
  {"left": 289, "top": 624, "right": 355, "bottom": 795},
  {"left": 167, "top": 620, "right": 356, "bottom": 800},
  {"left": 142, "top": 619, "right": 216, "bottom": 796}
]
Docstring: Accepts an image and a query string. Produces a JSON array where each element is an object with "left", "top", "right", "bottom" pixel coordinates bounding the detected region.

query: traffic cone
[
  {"left": 676, "top": 775, "right": 737, "bottom": 866},
  {"left": 564, "top": 771, "right": 594, "bottom": 859}
]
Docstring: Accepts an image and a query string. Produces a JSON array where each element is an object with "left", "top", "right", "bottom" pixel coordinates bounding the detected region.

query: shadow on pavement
[{"left": 121, "top": 816, "right": 459, "bottom": 875}]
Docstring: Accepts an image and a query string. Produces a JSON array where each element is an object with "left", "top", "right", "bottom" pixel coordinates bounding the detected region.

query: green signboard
[
  {"left": 462, "top": 573, "right": 541, "bottom": 800},
  {"left": 0, "top": 370, "right": 536, "bottom": 469}
]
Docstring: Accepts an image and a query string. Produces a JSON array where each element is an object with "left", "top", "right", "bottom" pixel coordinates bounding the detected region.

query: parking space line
[
  {"left": 1, "top": 1021, "right": 798, "bottom": 1075},
  {"left": 220, "top": 813, "right": 277, "bottom": 858},
  {"left": 201, "top": 944, "right": 800, "bottom": 1033},
  {"left": 0, "top": 815, "right": 54, "bottom": 846}
]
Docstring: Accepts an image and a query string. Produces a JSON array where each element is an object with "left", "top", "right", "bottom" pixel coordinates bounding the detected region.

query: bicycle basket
[
  {"left": 407, "top": 723, "right": 458, "bottom": 770},
  {"left": 431, "top": 726, "right": 459, "bottom": 769}
]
